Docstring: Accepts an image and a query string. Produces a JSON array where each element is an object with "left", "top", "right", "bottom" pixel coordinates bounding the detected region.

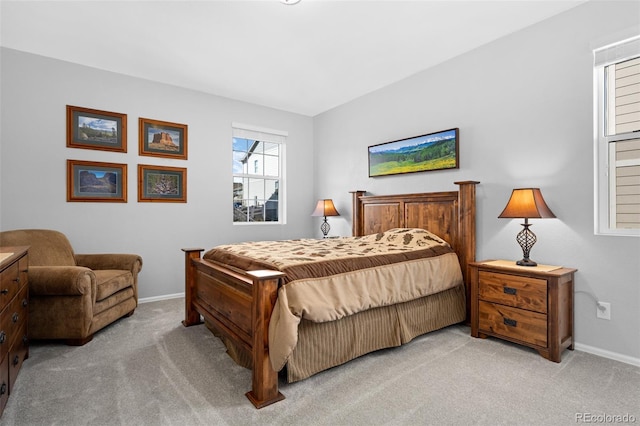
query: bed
[{"left": 182, "top": 181, "right": 479, "bottom": 408}]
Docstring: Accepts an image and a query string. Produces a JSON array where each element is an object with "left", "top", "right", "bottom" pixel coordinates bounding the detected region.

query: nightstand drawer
[
  {"left": 478, "top": 301, "right": 547, "bottom": 347},
  {"left": 478, "top": 271, "right": 547, "bottom": 313}
]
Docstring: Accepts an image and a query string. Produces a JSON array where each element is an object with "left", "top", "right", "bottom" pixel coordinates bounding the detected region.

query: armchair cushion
[{"left": 93, "top": 270, "right": 134, "bottom": 301}]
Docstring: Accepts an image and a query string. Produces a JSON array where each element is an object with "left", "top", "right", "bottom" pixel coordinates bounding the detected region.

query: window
[
  {"left": 232, "top": 123, "right": 286, "bottom": 223},
  {"left": 594, "top": 36, "right": 640, "bottom": 236}
]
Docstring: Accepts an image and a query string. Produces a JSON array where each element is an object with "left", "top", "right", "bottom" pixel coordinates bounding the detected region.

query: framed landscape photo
[
  {"left": 138, "top": 164, "right": 187, "bottom": 202},
  {"left": 66, "top": 105, "right": 127, "bottom": 152},
  {"left": 139, "top": 118, "right": 188, "bottom": 160},
  {"left": 368, "top": 128, "right": 459, "bottom": 177},
  {"left": 67, "top": 160, "right": 127, "bottom": 202}
]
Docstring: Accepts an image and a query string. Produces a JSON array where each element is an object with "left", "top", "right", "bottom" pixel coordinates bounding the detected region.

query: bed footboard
[{"left": 181, "top": 248, "right": 285, "bottom": 408}]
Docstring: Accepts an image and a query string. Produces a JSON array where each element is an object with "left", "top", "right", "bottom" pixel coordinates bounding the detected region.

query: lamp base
[
  {"left": 516, "top": 258, "right": 537, "bottom": 267},
  {"left": 320, "top": 217, "right": 330, "bottom": 238},
  {"left": 515, "top": 220, "right": 537, "bottom": 267}
]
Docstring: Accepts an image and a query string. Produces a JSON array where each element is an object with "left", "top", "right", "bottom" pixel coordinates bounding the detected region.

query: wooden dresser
[
  {"left": 0, "top": 246, "right": 29, "bottom": 416},
  {"left": 470, "top": 260, "right": 576, "bottom": 362}
]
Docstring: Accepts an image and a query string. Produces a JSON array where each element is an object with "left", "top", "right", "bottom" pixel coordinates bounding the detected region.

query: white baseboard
[
  {"left": 575, "top": 342, "right": 640, "bottom": 367},
  {"left": 139, "top": 292, "right": 185, "bottom": 304}
]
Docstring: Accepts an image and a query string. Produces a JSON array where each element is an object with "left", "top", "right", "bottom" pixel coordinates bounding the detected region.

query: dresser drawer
[
  {"left": 1, "top": 285, "right": 28, "bottom": 351},
  {"left": 8, "top": 321, "right": 27, "bottom": 391},
  {"left": 478, "top": 271, "right": 547, "bottom": 313},
  {"left": 0, "top": 261, "right": 21, "bottom": 311},
  {"left": 0, "top": 356, "right": 8, "bottom": 415},
  {"left": 0, "top": 308, "right": 8, "bottom": 364},
  {"left": 478, "top": 300, "right": 547, "bottom": 347}
]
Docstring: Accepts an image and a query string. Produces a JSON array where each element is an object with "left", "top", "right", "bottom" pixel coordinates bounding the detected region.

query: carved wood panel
[
  {"left": 404, "top": 201, "right": 458, "bottom": 250},
  {"left": 362, "top": 203, "right": 401, "bottom": 235}
]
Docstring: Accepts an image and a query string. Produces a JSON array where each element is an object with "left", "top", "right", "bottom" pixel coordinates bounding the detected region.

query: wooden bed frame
[{"left": 182, "top": 180, "right": 478, "bottom": 408}]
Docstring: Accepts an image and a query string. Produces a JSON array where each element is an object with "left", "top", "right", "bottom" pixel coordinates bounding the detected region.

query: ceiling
[{"left": 0, "top": 0, "right": 585, "bottom": 116}]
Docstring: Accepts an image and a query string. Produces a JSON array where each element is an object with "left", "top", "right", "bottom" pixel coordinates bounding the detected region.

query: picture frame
[
  {"left": 66, "top": 105, "right": 127, "bottom": 152},
  {"left": 139, "top": 118, "right": 188, "bottom": 160},
  {"left": 67, "top": 160, "right": 127, "bottom": 202},
  {"left": 138, "top": 164, "right": 187, "bottom": 203},
  {"left": 368, "top": 128, "right": 459, "bottom": 177}
]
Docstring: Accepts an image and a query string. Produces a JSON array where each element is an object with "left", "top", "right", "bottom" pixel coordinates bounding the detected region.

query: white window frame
[
  {"left": 232, "top": 122, "right": 287, "bottom": 225},
  {"left": 594, "top": 36, "right": 640, "bottom": 237}
]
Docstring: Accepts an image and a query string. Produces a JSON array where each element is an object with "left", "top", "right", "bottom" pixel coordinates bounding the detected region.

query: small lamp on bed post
[
  {"left": 498, "top": 188, "right": 556, "bottom": 267},
  {"left": 311, "top": 199, "right": 340, "bottom": 238}
]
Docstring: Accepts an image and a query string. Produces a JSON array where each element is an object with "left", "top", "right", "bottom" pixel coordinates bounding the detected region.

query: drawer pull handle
[
  {"left": 0, "top": 331, "right": 5, "bottom": 344},
  {"left": 22, "top": 298, "right": 28, "bottom": 308},
  {"left": 22, "top": 335, "right": 28, "bottom": 345},
  {"left": 13, "top": 277, "right": 20, "bottom": 284},
  {"left": 503, "top": 287, "right": 517, "bottom": 295},
  {"left": 0, "top": 289, "right": 8, "bottom": 295},
  {"left": 12, "top": 313, "right": 19, "bottom": 323},
  {"left": 0, "top": 383, "right": 6, "bottom": 396},
  {"left": 12, "top": 355, "right": 19, "bottom": 366},
  {"left": 504, "top": 318, "right": 518, "bottom": 327}
]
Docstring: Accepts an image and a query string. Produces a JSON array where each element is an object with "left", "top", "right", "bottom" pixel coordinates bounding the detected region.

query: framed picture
[
  {"left": 368, "top": 128, "right": 459, "bottom": 177},
  {"left": 67, "top": 160, "right": 127, "bottom": 202},
  {"left": 139, "top": 118, "right": 188, "bottom": 160},
  {"left": 138, "top": 164, "right": 187, "bottom": 203},
  {"left": 66, "top": 105, "right": 127, "bottom": 152}
]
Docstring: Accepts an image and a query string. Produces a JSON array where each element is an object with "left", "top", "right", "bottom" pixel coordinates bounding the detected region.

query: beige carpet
[{"left": 1, "top": 297, "right": 638, "bottom": 425}]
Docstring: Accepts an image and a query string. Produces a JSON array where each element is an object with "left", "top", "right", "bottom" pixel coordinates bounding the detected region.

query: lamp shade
[
  {"left": 498, "top": 188, "right": 556, "bottom": 219},
  {"left": 311, "top": 199, "right": 340, "bottom": 217}
]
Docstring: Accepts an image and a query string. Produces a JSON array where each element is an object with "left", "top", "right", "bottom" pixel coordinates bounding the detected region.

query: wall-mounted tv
[{"left": 368, "top": 128, "right": 459, "bottom": 177}]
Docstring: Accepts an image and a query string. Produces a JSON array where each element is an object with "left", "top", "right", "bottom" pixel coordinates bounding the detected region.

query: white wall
[
  {"left": 0, "top": 48, "right": 315, "bottom": 300},
  {"left": 314, "top": 1, "right": 640, "bottom": 363}
]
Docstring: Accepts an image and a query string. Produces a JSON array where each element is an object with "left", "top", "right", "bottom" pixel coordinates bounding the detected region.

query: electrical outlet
[{"left": 597, "top": 302, "right": 611, "bottom": 320}]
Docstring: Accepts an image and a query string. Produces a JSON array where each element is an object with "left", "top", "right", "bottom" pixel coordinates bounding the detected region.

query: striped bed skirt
[{"left": 205, "top": 283, "right": 466, "bottom": 383}]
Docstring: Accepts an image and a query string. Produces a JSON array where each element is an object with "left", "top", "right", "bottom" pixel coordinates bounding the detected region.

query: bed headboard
[{"left": 351, "top": 181, "right": 479, "bottom": 318}]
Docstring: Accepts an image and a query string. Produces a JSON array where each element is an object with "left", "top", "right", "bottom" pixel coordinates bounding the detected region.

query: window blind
[
  {"left": 594, "top": 35, "right": 640, "bottom": 68},
  {"left": 232, "top": 122, "right": 287, "bottom": 144}
]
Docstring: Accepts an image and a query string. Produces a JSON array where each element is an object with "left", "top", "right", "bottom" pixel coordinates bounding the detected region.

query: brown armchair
[{"left": 0, "top": 229, "right": 142, "bottom": 345}]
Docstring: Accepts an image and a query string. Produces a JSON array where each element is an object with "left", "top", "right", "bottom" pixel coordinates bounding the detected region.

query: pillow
[{"left": 360, "top": 228, "right": 448, "bottom": 248}]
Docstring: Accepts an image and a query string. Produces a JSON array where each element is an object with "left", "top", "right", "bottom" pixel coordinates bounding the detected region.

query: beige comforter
[{"left": 204, "top": 228, "right": 463, "bottom": 370}]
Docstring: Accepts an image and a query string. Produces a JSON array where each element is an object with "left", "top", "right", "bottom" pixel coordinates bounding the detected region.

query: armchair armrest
[
  {"left": 75, "top": 253, "right": 143, "bottom": 274},
  {"left": 28, "top": 266, "right": 96, "bottom": 299}
]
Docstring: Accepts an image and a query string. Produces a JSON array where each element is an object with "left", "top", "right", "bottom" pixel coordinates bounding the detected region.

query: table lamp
[
  {"left": 311, "top": 199, "right": 340, "bottom": 238},
  {"left": 498, "top": 188, "right": 556, "bottom": 266}
]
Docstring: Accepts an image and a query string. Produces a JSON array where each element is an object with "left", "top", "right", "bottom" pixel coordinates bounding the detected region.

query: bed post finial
[
  {"left": 246, "top": 270, "right": 286, "bottom": 408},
  {"left": 350, "top": 190, "right": 366, "bottom": 236},
  {"left": 182, "top": 248, "right": 205, "bottom": 327},
  {"left": 454, "top": 181, "right": 479, "bottom": 322}
]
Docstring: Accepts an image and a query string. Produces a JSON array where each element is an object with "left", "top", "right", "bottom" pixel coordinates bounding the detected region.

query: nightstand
[{"left": 470, "top": 260, "right": 576, "bottom": 362}]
